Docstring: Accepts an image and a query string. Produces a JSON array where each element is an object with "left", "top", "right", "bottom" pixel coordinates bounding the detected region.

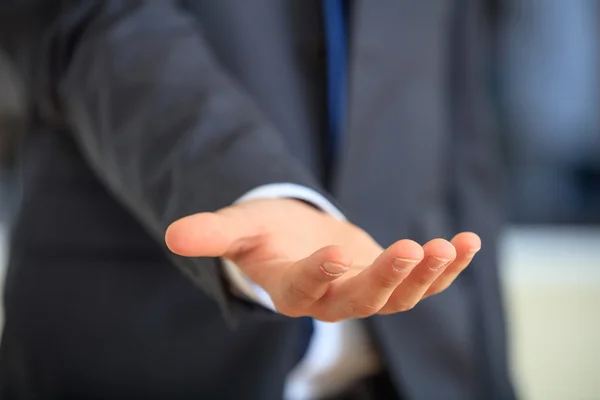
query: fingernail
[
  {"left": 466, "top": 248, "right": 481, "bottom": 259},
  {"left": 321, "top": 262, "right": 349, "bottom": 277},
  {"left": 427, "top": 256, "right": 450, "bottom": 271},
  {"left": 392, "top": 258, "right": 420, "bottom": 272}
]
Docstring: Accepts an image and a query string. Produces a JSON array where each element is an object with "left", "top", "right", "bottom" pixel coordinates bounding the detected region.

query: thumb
[{"left": 165, "top": 209, "right": 256, "bottom": 258}]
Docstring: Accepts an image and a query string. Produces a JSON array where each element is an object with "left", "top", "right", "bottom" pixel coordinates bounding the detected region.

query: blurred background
[
  {"left": 0, "top": 1, "right": 598, "bottom": 399},
  {"left": 496, "top": 1, "right": 600, "bottom": 399}
]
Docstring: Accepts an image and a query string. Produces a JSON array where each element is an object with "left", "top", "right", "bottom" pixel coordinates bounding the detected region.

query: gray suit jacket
[{"left": 1, "top": 1, "right": 515, "bottom": 399}]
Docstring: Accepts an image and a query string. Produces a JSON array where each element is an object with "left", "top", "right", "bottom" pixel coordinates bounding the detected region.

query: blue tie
[
  {"left": 295, "top": 1, "right": 348, "bottom": 365},
  {"left": 323, "top": 0, "right": 347, "bottom": 167}
]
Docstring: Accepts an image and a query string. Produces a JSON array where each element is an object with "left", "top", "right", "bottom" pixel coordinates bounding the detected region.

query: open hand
[{"left": 165, "top": 199, "right": 481, "bottom": 322}]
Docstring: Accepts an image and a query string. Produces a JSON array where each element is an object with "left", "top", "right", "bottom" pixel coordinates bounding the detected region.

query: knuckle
[
  {"left": 347, "top": 299, "right": 379, "bottom": 318},
  {"left": 415, "top": 275, "right": 431, "bottom": 286},
  {"left": 374, "top": 272, "right": 400, "bottom": 290},
  {"left": 287, "top": 281, "right": 319, "bottom": 303}
]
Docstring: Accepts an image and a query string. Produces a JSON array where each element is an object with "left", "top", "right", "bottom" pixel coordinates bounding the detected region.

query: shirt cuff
[{"left": 221, "top": 183, "right": 346, "bottom": 311}]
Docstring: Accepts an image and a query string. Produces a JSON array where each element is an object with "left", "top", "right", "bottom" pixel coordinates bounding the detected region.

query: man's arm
[
  {"left": 48, "top": 0, "right": 480, "bottom": 322},
  {"left": 50, "top": 1, "right": 325, "bottom": 312}
]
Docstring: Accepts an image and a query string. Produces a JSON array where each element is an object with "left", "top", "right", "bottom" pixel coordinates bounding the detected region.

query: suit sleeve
[{"left": 48, "top": 1, "right": 327, "bottom": 317}]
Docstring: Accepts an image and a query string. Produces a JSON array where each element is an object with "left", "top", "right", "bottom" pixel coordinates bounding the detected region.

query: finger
[
  {"left": 320, "top": 240, "right": 423, "bottom": 320},
  {"left": 424, "top": 232, "right": 481, "bottom": 297},
  {"left": 379, "top": 238, "right": 456, "bottom": 314},
  {"left": 275, "top": 246, "right": 352, "bottom": 316},
  {"left": 165, "top": 209, "right": 257, "bottom": 257}
]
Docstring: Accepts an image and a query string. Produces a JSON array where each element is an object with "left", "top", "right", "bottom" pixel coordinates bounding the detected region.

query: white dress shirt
[{"left": 222, "top": 183, "right": 381, "bottom": 399}]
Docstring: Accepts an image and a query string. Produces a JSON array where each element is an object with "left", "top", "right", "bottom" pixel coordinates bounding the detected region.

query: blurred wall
[
  {"left": 501, "top": 0, "right": 600, "bottom": 224},
  {"left": 498, "top": 2, "right": 600, "bottom": 398}
]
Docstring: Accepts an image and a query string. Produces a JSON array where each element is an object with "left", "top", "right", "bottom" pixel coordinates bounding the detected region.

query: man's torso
[{"left": 1, "top": 2, "right": 512, "bottom": 399}]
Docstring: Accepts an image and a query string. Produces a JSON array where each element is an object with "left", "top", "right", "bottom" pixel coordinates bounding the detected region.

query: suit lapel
[
  {"left": 335, "top": 0, "right": 453, "bottom": 244},
  {"left": 336, "top": 3, "right": 481, "bottom": 399}
]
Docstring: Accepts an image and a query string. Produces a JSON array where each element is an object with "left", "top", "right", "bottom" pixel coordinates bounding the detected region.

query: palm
[
  {"left": 166, "top": 198, "right": 481, "bottom": 321},
  {"left": 224, "top": 199, "right": 380, "bottom": 280}
]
